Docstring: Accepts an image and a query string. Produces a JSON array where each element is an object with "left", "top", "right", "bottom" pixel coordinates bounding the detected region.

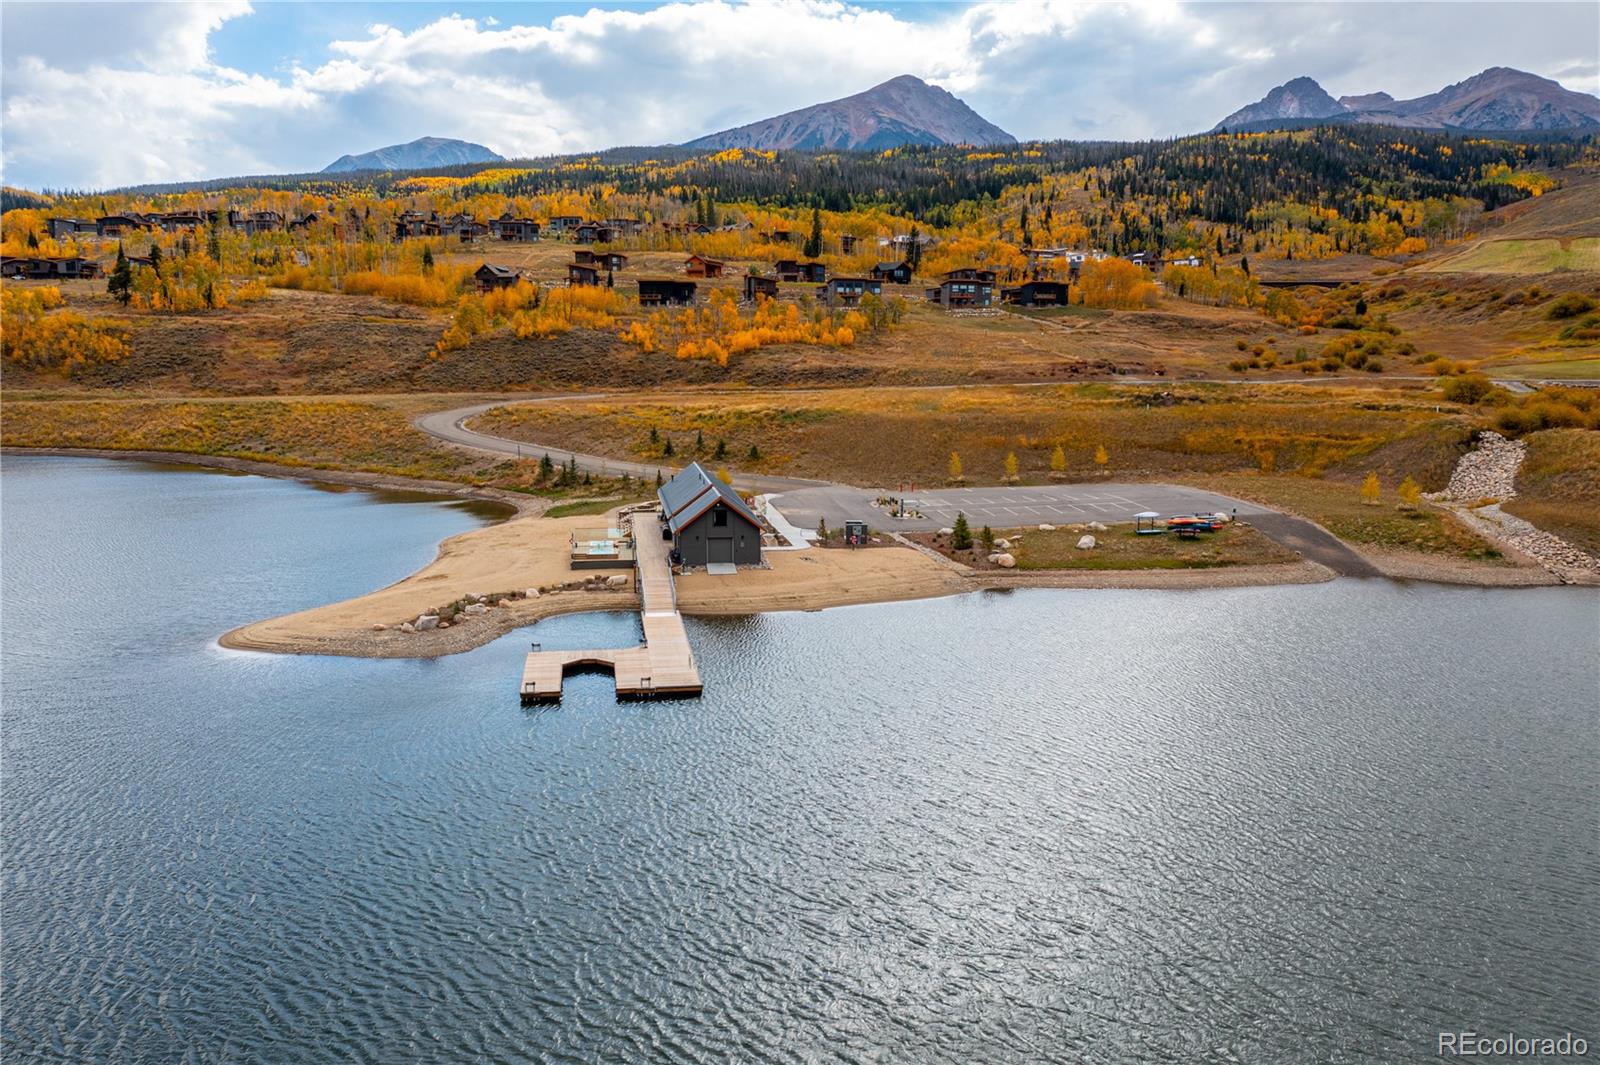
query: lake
[{"left": 2, "top": 454, "right": 1596, "bottom": 1063}]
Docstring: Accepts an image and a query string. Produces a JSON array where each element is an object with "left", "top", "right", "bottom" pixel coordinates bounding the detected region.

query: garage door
[{"left": 707, "top": 537, "right": 734, "bottom": 564}]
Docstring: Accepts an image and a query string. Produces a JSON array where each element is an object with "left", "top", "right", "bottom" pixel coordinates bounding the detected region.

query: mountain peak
[
  {"left": 1212, "top": 76, "right": 1346, "bottom": 131},
  {"left": 683, "top": 74, "right": 1015, "bottom": 152},
  {"left": 322, "top": 136, "right": 504, "bottom": 174}
]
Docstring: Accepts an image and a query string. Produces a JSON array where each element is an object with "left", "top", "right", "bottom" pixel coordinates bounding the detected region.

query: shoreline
[{"left": 10, "top": 446, "right": 1585, "bottom": 662}]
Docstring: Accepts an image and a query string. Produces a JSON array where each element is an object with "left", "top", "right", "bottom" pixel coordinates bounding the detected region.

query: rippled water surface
[{"left": 3, "top": 455, "right": 1597, "bottom": 1064}]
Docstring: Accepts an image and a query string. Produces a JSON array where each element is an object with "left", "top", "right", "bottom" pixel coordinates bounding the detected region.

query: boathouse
[{"left": 658, "top": 462, "right": 763, "bottom": 568}]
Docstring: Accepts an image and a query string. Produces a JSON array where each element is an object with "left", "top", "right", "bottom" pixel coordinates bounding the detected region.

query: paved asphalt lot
[{"left": 768, "top": 483, "right": 1271, "bottom": 534}]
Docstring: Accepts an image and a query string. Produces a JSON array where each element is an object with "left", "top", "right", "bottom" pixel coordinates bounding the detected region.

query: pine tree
[
  {"left": 421, "top": 245, "right": 434, "bottom": 273},
  {"left": 26, "top": 230, "right": 39, "bottom": 250},
  {"left": 147, "top": 243, "right": 162, "bottom": 277},
  {"left": 540, "top": 453, "right": 554, "bottom": 479},
  {"left": 980, "top": 525, "right": 995, "bottom": 551},
  {"left": 951, "top": 513, "right": 972, "bottom": 550},
  {"left": 804, "top": 204, "right": 822, "bottom": 258},
  {"left": 695, "top": 429, "right": 704, "bottom": 451},
  {"left": 747, "top": 444, "right": 760, "bottom": 460},
  {"left": 108, "top": 244, "right": 133, "bottom": 305},
  {"left": 663, "top": 438, "right": 674, "bottom": 457}
]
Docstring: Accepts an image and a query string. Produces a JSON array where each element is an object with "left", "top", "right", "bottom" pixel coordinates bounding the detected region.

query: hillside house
[
  {"left": 944, "top": 267, "right": 998, "bottom": 284},
  {"left": 1164, "top": 254, "right": 1202, "bottom": 268},
  {"left": 658, "top": 462, "right": 763, "bottom": 568},
  {"left": 775, "top": 260, "right": 826, "bottom": 283},
  {"left": 931, "top": 275, "right": 995, "bottom": 308},
  {"left": 604, "top": 217, "right": 643, "bottom": 235},
  {"left": 475, "top": 263, "right": 521, "bottom": 292},
  {"left": 593, "top": 251, "right": 628, "bottom": 271},
  {"left": 568, "top": 263, "right": 601, "bottom": 286},
  {"left": 0, "top": 256, "right": 101, "bottom": 280},
  {"left": 840, "top": 234, "right": 859, "bottom": 254},
  {"left": 573, "top": 249, "right": 598, "bottom": 266},
  {"left": 394, "top": 211, "right": 434, "bottom": 239},
  {"left": 1001, "top": 280, "right": 1070, "bottom": 306},
  {"left": 96, "top": 214, "right": 153, "bottom": 237},
  {"left": 638, "top": 278, "right": 696, "bottom": 306},
  {"left": 155, "top": 212, "right": 206, "bottom": 232},
  {"left": 46, "top": 218, "right": 95, "bottom": 240},
  {"left": 546, "top": 215, "right": 583, "bottom": 233},
  {"left": 685, "top": 255, "right": 725, "bottom": 278},
  {"left": 743, "top": 274, "right": 778, "bottom": 301},
  {"left": 819, "top": 276, "right": 882, "bottom": 307},
  {"left": 491, "top": 215, "right": 541, "bottom": 241},
  {"left": 762, "top": 229, "right": 795, "bottom": 244},
  {"left": 572, "top": 223, "right": 619, "bottom": 244},
  {"left": 870, "top": 260, "right": 912, "bottom": 284}
]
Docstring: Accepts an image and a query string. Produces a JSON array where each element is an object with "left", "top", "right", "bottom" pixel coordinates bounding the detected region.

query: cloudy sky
[{"left": 2, "top": 0, "right": 1595, "bottom": 190}]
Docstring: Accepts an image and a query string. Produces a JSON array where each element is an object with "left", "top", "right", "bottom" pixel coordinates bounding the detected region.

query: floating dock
[{"left": 521, "top": 518, "right": 702, "bottom": 703}]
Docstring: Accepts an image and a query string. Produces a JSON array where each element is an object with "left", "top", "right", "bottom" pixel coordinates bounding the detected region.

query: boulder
[
  {"left": 938, "top": 527, "right": 954, "bottom": 537},
  {"left": 415, "top": 614, "right": 440, "bottom": 631},
  {"left": 995, "top": 553, "right": 1016, "bottom": 568},
  {"left": 525, "top": 588, "right": 541, "bottom": 598},
  {"left": 438, "top": 621, "right": 450, "bottom": 629},
  {"left": 400, "top": 622, "right": 415, "bottom": 634},
  {"left": 995, "top": 538, "right": 1011, "bottom": 550},
  {"left": 371, "top": 623, "right": 386, "bottom": 632},
  {"left": 987, "top": 553, "right": 1002, "bottom": 564},
  {"left": 1077, "top": 535, "right": 1097, "bottom": 550},
  {"left": 1039, "top": 524, "right": 1055, "bottom": 531},
  {"left": 463, "top": 603, "right": 488, "bottom": 616},
  {"left": 606, "top": 574, "right": 629, "bottom": 589},
  {"left": 1088, "top": 521, "right": 1107, "bottom": 532}
]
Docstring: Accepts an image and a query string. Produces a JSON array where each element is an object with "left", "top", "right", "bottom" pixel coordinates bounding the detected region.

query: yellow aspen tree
[
  {"left": 716, "top": 467, "right": 733, "bottom": 485},
  {"left": 949, "top": 452, "right": 963, "bottom": 481},
  {"left": 1094, "top": 444, "right": 1109, "bottom": 466},
  {"left": 1005, "top": 452, "right": 1019, "bottom": 481},
  {"left": 1398, "top": 476, "right": 1421, "bottom": 508},
  {"left": 1361, "top": 471, "right": 1381, "bottom": 505},
  {"left": 1050, "top": 445, "right": 1066, "bottom": 473}
]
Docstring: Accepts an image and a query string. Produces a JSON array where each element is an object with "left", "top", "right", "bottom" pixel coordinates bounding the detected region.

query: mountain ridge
[
  {"left": 683, "top": 75, "right": 1015, "bottom": 151},
  {"left": 1215, "top": 67, "right": 1600, "bottom": 132}
]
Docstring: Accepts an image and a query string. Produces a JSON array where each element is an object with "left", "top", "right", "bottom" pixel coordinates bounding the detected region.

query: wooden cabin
[
  {"left": 776, "top": 260, "right": 826, "bottom": 283},
  {"left": 638, "top": 278, "right": 696, "bottom": 306},
  {"left": 819, "top": 276, "right": 882, "bottom": 307},
  {"left": 685, "top": 255, "right": 725, "bottom": 278},
  {"left": 475, "top": 263, "right": 521, "bottom": 292},
  {"left": 658, "top": 462, "right": 763, "bottom": 568},
  {"left": 743, "top": 275, "right": 778, "bottom": 302},
  {"left": 573, "top": 249, "right": 597, "bottom": 266},
  {"left": 46, "top": 218, "right": 95, "bottom": 240},
  {"left": 944, "top": 267, "right": 997, "bottom": 284},
  {"left": 594, "top": 251, "right": 628, "bottom": 271},
  {"left": 871, "top": 260, "right": 912, "bottom": 284},
  {"left": 568, "top": 263, "right": 601, "bottom": 286},
  {"left": 840, "top": 234, "right": 859, "bottom": 254}
]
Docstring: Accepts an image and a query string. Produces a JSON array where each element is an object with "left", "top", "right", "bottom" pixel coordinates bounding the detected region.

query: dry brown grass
[
  {"left": 472, "top": 382, "right": 1470, "bottom": 486},
  {"left": 1503, "top": 428, "right": 1600, "bottom": 555}
]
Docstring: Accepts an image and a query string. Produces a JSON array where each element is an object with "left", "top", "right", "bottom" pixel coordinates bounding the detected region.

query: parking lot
[{"left": 768, "top": 483, "right": 1270, "bottom": 534}]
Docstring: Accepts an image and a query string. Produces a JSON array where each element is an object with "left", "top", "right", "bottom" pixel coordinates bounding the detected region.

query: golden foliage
[
  {"left": 2, "top": 285, "right": 128, "bottom": 375},
  {"left": 1079, "top": 259, "right": 1159, "bottom": 310}
]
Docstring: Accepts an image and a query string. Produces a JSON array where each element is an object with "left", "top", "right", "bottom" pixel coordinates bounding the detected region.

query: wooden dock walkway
[{"left": 520, "top": 517, "right": 702, "bottom": 703}]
